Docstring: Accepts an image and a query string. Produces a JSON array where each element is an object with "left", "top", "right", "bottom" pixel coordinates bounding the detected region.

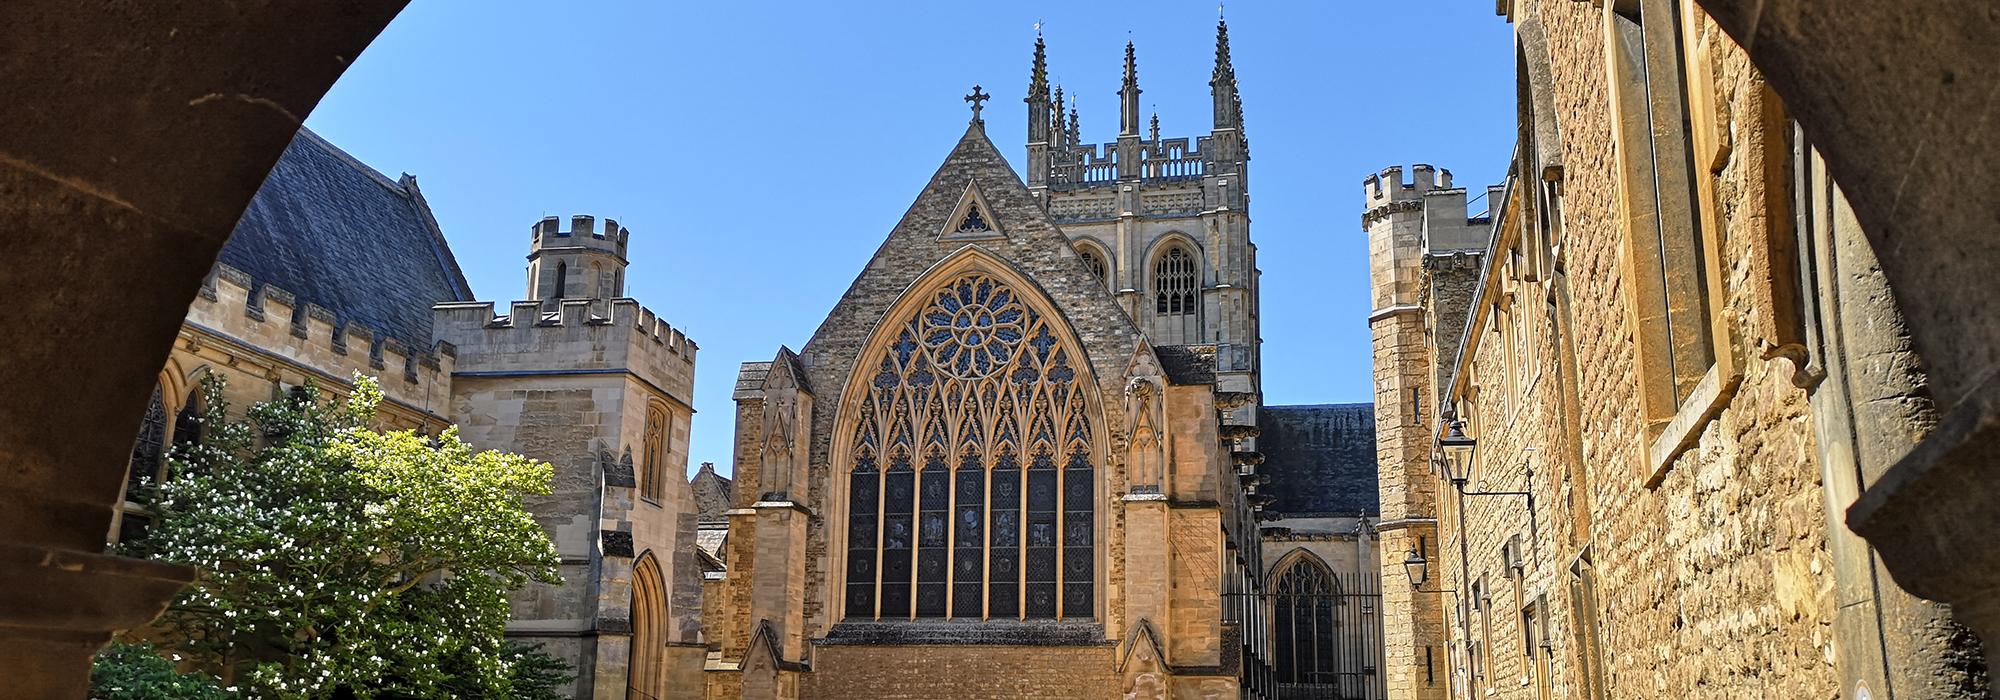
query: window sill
[
  {"left": 820, "top": 619, "right": 1107, "bottom": 646},
  {"left": 1644, "top": 363, "right": 1741, "bottom": 488}
]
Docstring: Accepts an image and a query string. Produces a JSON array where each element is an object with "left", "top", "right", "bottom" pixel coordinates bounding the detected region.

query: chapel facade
[{"left": 701, "top": 23, "right": 1383, "bottom": 700}]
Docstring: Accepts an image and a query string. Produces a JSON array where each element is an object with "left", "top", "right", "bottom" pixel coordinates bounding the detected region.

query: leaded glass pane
[{"left": 126, "top": 385, "right": 167, "bottom": 494}]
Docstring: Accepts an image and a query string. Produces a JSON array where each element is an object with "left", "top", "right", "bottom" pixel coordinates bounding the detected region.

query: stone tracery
[{"left": 845, "top": 273, "right": 1096, "bottom": 621}]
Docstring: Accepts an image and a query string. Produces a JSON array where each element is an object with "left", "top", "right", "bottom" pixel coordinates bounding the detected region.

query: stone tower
[
  {"left": 1362, "top": 165, "right": 1486, "bottom": 700},
  {"left": 527, "top": 214, "right": 629, "bottom": 302},
  {"left": 1025, "top": 19, "right": 1260, "bottom": 423},
  {"left": 434, "top": 214, "right": 703, "bottom": 699}
]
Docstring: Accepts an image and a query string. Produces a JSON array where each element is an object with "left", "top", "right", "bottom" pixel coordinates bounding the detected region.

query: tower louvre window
[
  {"left": 1077, "top": 247, "right": 1107, "bottom": 285},
  {"left": 843, "top": 273, "right": 1096, "bottom": 621},
  {"left": 1154, "top": 246, "right": 1198, "bottom": 315}
]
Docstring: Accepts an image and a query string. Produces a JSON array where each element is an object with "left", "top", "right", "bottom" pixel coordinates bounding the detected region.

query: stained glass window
[
  {"left": 1155, "top": 246, "right": 1198, "bottom": 315},
  {"left": 1274, "top": 560, "right": 1340, "bottom": 686},
  {"left": 844, "top": 273, "right": 1096, "bottom": 620}
]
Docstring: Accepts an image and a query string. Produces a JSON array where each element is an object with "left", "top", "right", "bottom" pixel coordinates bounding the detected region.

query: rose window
[{"left": 920, "top": 277, "right": 1026, "bottom": 379}]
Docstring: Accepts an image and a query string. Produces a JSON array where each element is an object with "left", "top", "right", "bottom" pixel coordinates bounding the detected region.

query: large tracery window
[
  {"left": 1154, "top": 245, "right": 1198, "bottom": 316},
  {"left": 845, "top": 273, "right": 1095, "bottom": 621}
]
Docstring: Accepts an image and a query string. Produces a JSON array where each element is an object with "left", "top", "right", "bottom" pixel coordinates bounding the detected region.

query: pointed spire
[
  {"left": 1027, "top": 34, "right": 1049, "bottom": 103},
  {"left": 1123, "top": 41, "right": 1138, "bottom": 90},
  {"left": 1068, "top": 105, "right": 1081, "bottom": 147},
  {"left": 1211, "top": 16, "right": 1243, "bottom": 130},
  {"left": 1149, "top": 111, "right": 1160, "bottom": 143}
]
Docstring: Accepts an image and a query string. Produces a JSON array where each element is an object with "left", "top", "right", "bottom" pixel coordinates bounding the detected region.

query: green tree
[{"left": 117, "top": 374, "right": 564, "bottom": 698}]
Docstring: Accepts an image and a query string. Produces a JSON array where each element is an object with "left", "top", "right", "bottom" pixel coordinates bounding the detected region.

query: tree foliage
[
  {"left": 90, "top": 642, "right": 229, "bottom": 700},
  {"left": 115, "top": 374, "right": 564, "bottom": 698}
]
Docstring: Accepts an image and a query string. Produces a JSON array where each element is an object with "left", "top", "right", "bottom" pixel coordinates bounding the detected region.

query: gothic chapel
[{"left": 701, "top": 22, "right": 1367, "bottom": 699}]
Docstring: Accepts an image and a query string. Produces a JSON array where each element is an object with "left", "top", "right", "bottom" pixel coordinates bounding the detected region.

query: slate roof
[
  {"left": 1155, "top": 344, "right": 1218, "bottom": 385},
  {"left": 217, "top": 128, "right": 472, "bottom": 350},
  {"left": 1259, "top": 404, "right": 1379, "bottom": 517}
]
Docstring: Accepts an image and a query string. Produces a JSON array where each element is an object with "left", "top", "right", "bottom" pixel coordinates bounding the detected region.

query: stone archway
[
  {"left": 1690, "top": 0, "right": 2000, "bottom": 669},
  {"left": 0, "top": 2, "right": 406, "bottom": 697}
]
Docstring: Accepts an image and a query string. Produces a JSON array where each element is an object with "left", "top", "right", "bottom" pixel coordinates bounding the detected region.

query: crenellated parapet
[
  {"left": 1361, "top": 164, "right": 1457, "bottom": 226},
  {"left": 434, "top": 297, "right": 694, "bottom": 362},
  {"left": 530, "top": 214, "right": 630, "bottom": 259},
  {"left": 184, "top": 262, "right": 455, "bottom": 406}
]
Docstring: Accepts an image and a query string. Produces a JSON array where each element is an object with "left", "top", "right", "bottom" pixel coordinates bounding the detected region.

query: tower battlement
[
  {"left": 432, "top": 297, "right": 697, "bottom": 368},
  {"left": 1363, "top": 164, "right": 1456, "bottom": 207},
  {"left": 531, "top": 214, "right": 630, "bottom": 257},
  {"left": 189, "top": 262, "right": 455, "bottom": 393}
]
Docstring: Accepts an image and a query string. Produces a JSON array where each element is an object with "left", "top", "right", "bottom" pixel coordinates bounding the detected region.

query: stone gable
[{"left": 791, "top": 122, "right": 1149, "bottom": 638}]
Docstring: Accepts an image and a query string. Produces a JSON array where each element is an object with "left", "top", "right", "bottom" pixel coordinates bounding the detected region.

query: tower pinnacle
[
  {"left": 1211, "top": 18, "right": 1243, "bottom": 130},
  {"left": 1027, "top": 35, "right": 1049, "bottom": 103},
  {"left": 1119, "top": 41, "right": 1142, "bottom": 136}
]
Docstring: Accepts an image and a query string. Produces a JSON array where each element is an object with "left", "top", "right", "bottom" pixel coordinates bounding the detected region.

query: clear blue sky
[{"left": 305, "top": 1, "right": 1517, "bottom": 476}]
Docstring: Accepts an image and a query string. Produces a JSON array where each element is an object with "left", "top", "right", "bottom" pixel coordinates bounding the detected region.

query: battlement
[
  {"left": 189, "top": 263, "right": 455, "bottom": 392},
  {"left": 1363, "top": 164, "right": 1456, "bottom": 207},
  {"left": 432, "top": 297, "right": 697, "bottom": 367},
  {"left": 530, "top": 214, "right": 630, "bottom": 256}
]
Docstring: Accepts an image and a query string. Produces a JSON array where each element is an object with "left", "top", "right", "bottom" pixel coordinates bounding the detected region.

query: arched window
[
  {"left": 844, "top": 273, "right": 1095, "bottom": 621},
  {"left": 125, "top": 383, "right": 168, "bottom": 494},
  {"left": 1076, "top": 247, "right": 1107, "bottom": 286},
  {"left": 641, "top": 406, "right": 667, "bottom": 502},
  {"left": 173, "top": 386, "right": 203, "bottom": 448},
  {"left": 629, "top": 552, "right": 668, "bottom": 698},
  {"left": 551, "top": 262, "right": 568, "bottom": 300},
  {"left": 1274, "top": 558, "right": 1340, "bottom": 689},
  {"left": 1154, "top": 245, "right": 1197, "bottom": 316}
]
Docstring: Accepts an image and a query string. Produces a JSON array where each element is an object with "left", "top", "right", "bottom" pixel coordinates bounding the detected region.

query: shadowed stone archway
[
  {"left": 1691, "top": 0, "right": 2000, "bottom": 672},
  {"left": 0, "top": 2, "right": 405, "bottom": 696}
]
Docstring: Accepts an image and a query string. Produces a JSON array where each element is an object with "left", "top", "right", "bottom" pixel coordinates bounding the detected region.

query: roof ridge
[{"left": 293, "top": 126, "right": 407, "bottom": 194}]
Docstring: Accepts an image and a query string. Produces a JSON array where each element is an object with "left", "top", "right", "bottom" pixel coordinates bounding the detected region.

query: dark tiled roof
[
  {"left": 1154, "top": 345, "right": 1217, "bottom": 385},
  {"left": 1259, "top": 404, "right": 1378, "bottom": 517},
  {"left": 691, "top": 462, "right": 734, "bottom": 523},
  {"left": 217, "top": 128, "right": 472, "bottom": 349}
]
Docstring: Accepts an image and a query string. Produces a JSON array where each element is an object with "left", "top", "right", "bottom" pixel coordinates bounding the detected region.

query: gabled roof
[
  {"left": 795, "top": 122, "right": 1149, "bottom": 423},
  {"left": 691, "top": 462, "right": 734, "bottom": 523},
  {"left": 1259, "top": 404, "right": 1379, "bottom": 518},
  {"left": 218, "top": 128, "right": 472, "bottom": 349}
]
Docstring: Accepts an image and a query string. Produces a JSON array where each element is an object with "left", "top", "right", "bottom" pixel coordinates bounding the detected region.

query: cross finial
[{"left": 965, "top": 85, "right": 990, "bottom": 124}]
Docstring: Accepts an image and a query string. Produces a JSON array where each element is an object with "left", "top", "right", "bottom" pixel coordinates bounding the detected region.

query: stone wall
[
  {"left": 802, "top": 645, "right": 1119, "bottom": 699},
  {"left": 1396, "top": 2, "right": 1857, "bottom": 698}
]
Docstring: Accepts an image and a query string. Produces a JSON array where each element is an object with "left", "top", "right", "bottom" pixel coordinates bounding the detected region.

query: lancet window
[
  {"left": 125, "top": 383, "right": 168, "bottom": 493},
  {"left": 844, "top": 273, "right": 1095, "bottom": 621}
]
